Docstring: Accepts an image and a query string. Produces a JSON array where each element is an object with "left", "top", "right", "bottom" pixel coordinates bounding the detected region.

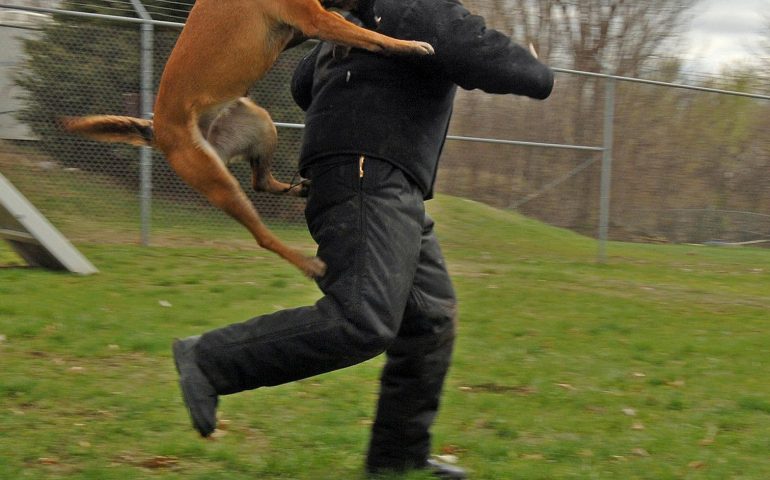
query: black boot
[
  {"left": 424, "top": 459, "right": 468, "bottom": 479},
  {"left": 172, "top": 335, "right": 218, "bottom": 437},
  {"left": 366, "top": 459, "right": 468, "bottom": 479}
]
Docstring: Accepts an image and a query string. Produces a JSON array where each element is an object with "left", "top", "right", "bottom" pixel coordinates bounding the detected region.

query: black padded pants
[{"left": 194, "top": 157, "right": 457, "bottom": 469}]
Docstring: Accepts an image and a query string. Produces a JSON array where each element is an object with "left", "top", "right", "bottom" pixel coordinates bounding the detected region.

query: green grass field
[{"left": 1, "top": 195, "right": 769, "bottom": 479}]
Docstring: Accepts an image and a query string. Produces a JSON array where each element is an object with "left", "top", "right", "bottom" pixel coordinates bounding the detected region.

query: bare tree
[{"left": 469, "top": 0, "right": 698, "bottom": 76}]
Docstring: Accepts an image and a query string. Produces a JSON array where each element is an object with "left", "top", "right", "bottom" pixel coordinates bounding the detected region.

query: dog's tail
[{"left": 60, "top": 115, "right": 154, "bottom": 147}]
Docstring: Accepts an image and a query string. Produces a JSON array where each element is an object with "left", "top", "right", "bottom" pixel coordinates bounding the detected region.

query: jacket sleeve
[
  {"left": 291, "top": 44, "right": 322, "bottom": 112},
  {"left": 379, "top": 0, "right": 554, "bottom": 99}
]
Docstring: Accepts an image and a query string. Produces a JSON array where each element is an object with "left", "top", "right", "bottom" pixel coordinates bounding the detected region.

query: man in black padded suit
[{"left": 173, "top": 0, "right": 553, "bottom": 477}]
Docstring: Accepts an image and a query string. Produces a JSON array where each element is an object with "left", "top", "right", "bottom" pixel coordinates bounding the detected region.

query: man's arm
[{"left": 379, "top": 0, "right": 554, "bottom": 99}]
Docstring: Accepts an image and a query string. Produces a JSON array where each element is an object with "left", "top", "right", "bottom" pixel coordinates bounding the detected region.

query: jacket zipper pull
[{"left": 359, "top": 155, "right": 365, "bottom": 179}]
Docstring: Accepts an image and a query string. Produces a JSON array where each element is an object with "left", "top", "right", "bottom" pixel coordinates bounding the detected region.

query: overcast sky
[{"left": 682, "top": 0, "right": 767, "bottom": 73}]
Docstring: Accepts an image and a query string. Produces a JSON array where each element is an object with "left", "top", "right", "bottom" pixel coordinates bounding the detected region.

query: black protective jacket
[{"left": 291, "top": 0, "right": 554, "bottom": 198}]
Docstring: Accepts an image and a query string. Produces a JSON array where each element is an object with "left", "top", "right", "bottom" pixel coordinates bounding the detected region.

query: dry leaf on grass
[
  {"left": 440, "top": 444, "right": 465, "bottom": 455},
  {"left": 139, "top": 456, "right": 179, "bottom": 469},
  {"left": 631, "top": 448, "right": 650, "bottom": 457}
]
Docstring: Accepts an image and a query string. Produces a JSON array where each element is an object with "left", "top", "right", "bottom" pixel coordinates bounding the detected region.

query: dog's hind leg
[
  {"left": 205, "top": 99, "right": 306, "bottom": 196},
  {"left": 155, "top": 123, "right": 325, "bottom": 278}
]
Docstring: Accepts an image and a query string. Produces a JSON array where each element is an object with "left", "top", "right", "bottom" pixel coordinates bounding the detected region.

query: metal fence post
[
  {"left": 130, "top": 0, "right": 153, "bottom": 246},
  {"left": 598, "top": 76, "right": 616, "bottom": 263}
]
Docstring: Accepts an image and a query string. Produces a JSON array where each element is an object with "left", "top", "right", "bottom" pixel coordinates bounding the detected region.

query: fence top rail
[
  {"left": 552, "top": 67, "right": 770, "bottom": 101},
  {"left": 3, "top": 2, "right": 769, "bottom": 102},
  {"left": 0, "top": 3, "right": 184, "bottom": 28}
]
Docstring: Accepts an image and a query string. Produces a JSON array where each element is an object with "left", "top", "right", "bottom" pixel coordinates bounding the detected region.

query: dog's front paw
[
  {"left": 301, "top": 256, "right": 326, "bottom": 279},
  {"left": 408, "top": 40, "right": 435, "bottom": 56}
]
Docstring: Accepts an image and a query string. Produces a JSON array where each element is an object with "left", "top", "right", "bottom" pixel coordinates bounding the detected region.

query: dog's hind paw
[
  {"left": 282, "top": 179, "right": 310, "bottom": 198},
  {"left": 294, "top": 179, "right": 311, "bottom": 198}
]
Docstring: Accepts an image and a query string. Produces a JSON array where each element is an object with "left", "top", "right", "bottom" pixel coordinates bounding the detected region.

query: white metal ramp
[{"left": 0, "top": 172, "right": 98, "bottom": 274}]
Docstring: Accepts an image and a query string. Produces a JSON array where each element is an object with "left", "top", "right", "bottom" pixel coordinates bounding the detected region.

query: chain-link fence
[
  {"left": 441, "top": 72, "right": 770, "bottom": 248},
  {"left": 2, "top": 1, "right": 769, "bottom": 252}
]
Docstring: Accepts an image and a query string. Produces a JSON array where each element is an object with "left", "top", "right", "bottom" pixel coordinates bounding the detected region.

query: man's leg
[
  {"left": 366, "top": 215, "right": 460, "bottom": 475},
  {"left": 186, "top": 157, "right": 424, "bottom": 394}
]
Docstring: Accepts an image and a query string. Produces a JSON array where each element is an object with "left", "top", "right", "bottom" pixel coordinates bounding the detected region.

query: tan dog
[{"left": 63, "top": 0, "right": 434, "bottom": 278}]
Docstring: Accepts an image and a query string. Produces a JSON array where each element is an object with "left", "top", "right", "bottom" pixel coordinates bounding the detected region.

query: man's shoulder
[
  {"left": 376, "top": 0, "right": 465, "bottom": 34},
  {"left": 379, "top": 0, "right": 464, "bottom": 16}
]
